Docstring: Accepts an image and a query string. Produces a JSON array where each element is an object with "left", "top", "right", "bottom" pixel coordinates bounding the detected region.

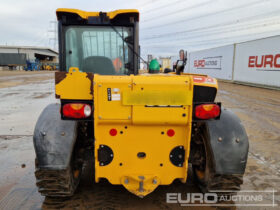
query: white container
[
  {"left": 234, "top": 35, "right": 280, "bottom": 87},
  {"left": 186, "top": 45, "right": 234, "bottom": 80}
]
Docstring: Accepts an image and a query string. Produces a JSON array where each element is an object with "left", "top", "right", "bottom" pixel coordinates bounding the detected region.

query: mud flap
[
  {"left": 205, "top": 108, "right": 249, "bottom": 174},
  {"left": 33, "top": 104, "right": 78, "bottom": 169}
]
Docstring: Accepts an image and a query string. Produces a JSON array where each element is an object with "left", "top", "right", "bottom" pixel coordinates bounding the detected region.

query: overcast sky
[{"left": 0, "top": 0, "right": 280, "bottom": 57}]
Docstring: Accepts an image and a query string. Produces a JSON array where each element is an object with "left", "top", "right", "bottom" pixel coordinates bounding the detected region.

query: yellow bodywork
[
  {"left": 55, "top": 69, "right": 218, "bottom": 197},
  {"left": 54, "top": 7, "right": 219, "bottom": 198},
  {"left": 55, "top": 67, "right": 93, "bottom": 100},
  {"left": 94, "top": 74, "right": 193, "bottom": 197},
  {"left": 56, "top": 8, "right": 139, "bottom": 20}
]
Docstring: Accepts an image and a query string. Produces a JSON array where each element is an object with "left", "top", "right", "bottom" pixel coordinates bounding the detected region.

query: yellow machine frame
[
  {"left": 54, "top": 8, "right": 218, "bottom": 197},
  {"left": 55, "top": 68, "right": 218, "bottom": 197}
]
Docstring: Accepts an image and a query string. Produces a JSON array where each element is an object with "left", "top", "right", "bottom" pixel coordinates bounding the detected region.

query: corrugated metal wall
[
  {"left": 186, "top": 45, "right": 234, "bottom": 80},
  {"left": 184, "top": 35, "right": 280, "bottom": 88},
  {"left": 234, "top": 36, "right": 280, "bottom": 87}
]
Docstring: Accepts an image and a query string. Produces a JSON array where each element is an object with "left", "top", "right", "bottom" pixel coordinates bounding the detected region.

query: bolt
[
  {"left": 100, "top": 162, "right": 104, "bottom": 166},
  {"left": 178, "top": 154, "right": 183, "bottom": 159},
  {"left": 41, "top": 131, "right": 46, "bottom": 136},
  {"left": 236, "top": 138, "right": 240, "bottom": 143},
  {"left": 153, "top": 179, "right": 157, "bottom": 184},
  {"left": 179, "top": 146, "right": 183, "bottom": 149},
  {"left": 98, "top": 116, "right": 102, "bottom": 119},
  {"left": 110, "top": 154, "right": 113, "bottom": 157},
  {"left": 128, "top": 116, "right": 131, "bottom": 119},
  {"left": 124, "top": 179, "right": 129, "bottom": 184},
  {"left": 170, "top": 155, "right": 173, "bottom": 158},
  {"left": 98, "top": 84, "right": 102, "bottom": 87},
  {"left": 139, "top": 181, "right": 144, "bottom": 192},
  {"left": 178, "top": 164, "right": 182, "bottom": 167},
  {"left": 218, "top": 137, "right": 222, "bottom": 142},
  {"left": 101, "top": 145, "right": 104, "bottom": 148}
]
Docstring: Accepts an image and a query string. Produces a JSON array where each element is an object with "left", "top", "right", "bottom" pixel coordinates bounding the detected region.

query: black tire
[
  {"left": 34, "top": 122, "right": 92, "bottom": 197},
  {"left": 193, "top": 168, "right": 243, "bottom": 194},
  {"left": 192, "top": 123, "right": 244, "bottom": 195},
  {"left": 35, "top": 165, "right": 81, "bottom": 197},
  {"left": 34, "top": 138, "right": 84, "bottom": 197}
]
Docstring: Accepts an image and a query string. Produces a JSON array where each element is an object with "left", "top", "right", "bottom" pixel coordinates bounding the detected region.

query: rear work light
[
  {"left": 194, "top": 103, "right": 221, "bottom": 120},
  {"left": 62, "top": 103, "right": 92, "bottom": 119}
]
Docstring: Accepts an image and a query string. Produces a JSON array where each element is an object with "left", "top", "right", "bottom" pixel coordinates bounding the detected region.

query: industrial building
[{"left": 0, "top": 46, "right": 58, "bottom": 70}]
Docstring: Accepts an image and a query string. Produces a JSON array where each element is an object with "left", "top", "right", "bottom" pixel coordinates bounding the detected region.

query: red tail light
[
  {"left": 195, "top": 104, "right": 220, "bottom": 120},
  {"left": 62, "top": 103, "right": 92, "bottom": 119}
]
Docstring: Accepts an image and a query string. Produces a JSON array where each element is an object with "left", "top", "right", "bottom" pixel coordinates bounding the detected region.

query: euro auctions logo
[
  {"left": 194, "top": 59, "right": 205, "bottom": 68},
  {"left": 166, "top": 190, "right": 278, "bottom": 207},
  {"left": 248, "top": 54, "right": 280, "bottom": 71},
  {"left": 194, "top": 56, "right": 222, "bottom": 70}
]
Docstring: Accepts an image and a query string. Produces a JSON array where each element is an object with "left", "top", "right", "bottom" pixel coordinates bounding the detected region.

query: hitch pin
[{"left": 138, "top": 176, "right": 145, "bottom": 192}]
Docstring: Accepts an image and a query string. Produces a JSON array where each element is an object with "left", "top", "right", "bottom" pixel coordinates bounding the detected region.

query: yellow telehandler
[{"left": 33, "top": 9, "right": 248, "bottom": 197}]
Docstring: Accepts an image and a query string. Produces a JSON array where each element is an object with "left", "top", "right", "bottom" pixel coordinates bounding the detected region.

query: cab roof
[{"left": 56, "top": 8, "right": 139, "bottom": 21}]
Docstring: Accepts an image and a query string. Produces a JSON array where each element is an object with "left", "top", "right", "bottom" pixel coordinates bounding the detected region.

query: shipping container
[
  {"left": 234, "top": 35, "right": 280, "bottom": 88},
  {"left": 185, "top": 45, "right": 234, "bottom": 80},
  {"left": 0, "top": 53, "right": 26, "bottom": 66}
]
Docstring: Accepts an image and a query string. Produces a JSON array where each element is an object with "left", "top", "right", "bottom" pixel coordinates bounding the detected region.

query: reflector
[
  {"left": 109, "top": 129, "right": 117, "bottom": 136},
  {"left": 167, "top": 129, "right": 175, "bottom": 137}
]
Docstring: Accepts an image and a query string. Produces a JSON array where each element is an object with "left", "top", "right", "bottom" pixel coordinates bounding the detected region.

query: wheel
[
  {"left": 35, "top": 164, "right": 81, "bottom": 197},
  {"left": 191, "top": 123, "right": 243, "bottom": 195},
  {"left": 35, "top": 138, "right": 84, "bottom": 197},
  {"left": 34, "top": 122, "right": 93, "bottom": 197}
]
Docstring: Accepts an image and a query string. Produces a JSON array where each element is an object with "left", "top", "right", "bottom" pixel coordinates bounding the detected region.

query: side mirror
[
  {"left": 184, "top": 51, "right": 188, "bottom": 63},
  {"left": 179, "top": 49, "right": 185, "bottom": 61},
  {"left": 175, "top": 60, "right": 185, "bottom": 75}
]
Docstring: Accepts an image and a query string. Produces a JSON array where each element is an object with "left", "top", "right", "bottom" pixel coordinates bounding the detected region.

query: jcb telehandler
[{"left": 33, "top": 9, "right": 249, "bottom": 197}]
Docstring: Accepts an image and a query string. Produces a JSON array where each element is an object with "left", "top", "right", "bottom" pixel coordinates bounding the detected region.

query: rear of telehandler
[{"left": 33, "top": 9, "right": 249, "bottom": 198}]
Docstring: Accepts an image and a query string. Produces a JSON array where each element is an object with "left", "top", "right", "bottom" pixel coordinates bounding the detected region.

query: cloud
[{"left": 0, "top": 0, "right": 279, "bottom": 57}]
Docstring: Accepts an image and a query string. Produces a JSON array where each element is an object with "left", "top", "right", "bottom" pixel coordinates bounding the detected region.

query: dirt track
[{"left": 0, "top": 71, "right": 279, "bottom": 209}]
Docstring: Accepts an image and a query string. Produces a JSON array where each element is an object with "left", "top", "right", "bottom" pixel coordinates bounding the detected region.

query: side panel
[
  {"left": 33, "top": 104, "right": 78, "bottom": 169},
  {"left": 205, "top": 108, "right": 249, "bottom": 174},
  {"left": 55, "top": 69, "right": 93, "bottom": 100},
  {"left": 234, "top": 36, "right": 280, "bottom": 87},
  {"left": 186, "top": 45, "right": 234, "bottom": 81}
]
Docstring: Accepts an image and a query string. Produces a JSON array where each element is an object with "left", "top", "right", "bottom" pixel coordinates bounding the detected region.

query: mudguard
[
  {"left": 205, "top": 108, "right": 249, "bottom": 174},
  {"left": 33, "top": 103, "right": 78, "bottom": 169}
]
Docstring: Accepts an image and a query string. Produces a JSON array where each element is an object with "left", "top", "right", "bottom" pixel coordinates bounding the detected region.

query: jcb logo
[{"left": 248, "top": 54, "right": 280, "bottom": 69}]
